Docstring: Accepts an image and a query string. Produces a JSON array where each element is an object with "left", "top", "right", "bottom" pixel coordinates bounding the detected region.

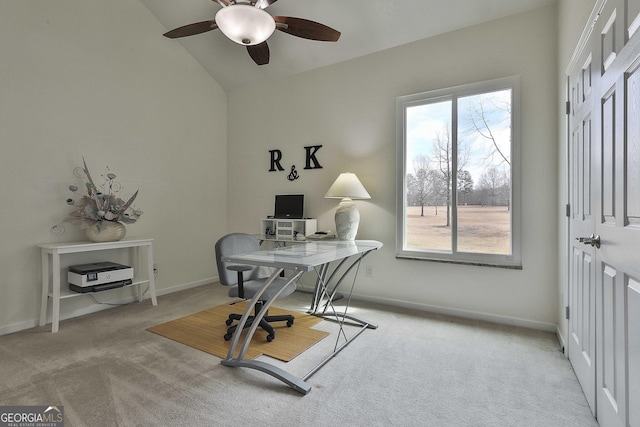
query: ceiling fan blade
[
  {"left": 251, "top": 0, "right": 278, "bottom": 8},
  {"left": 273, "top": 16, "right": 340, "bottom": 42},
  {"left": 163, "top": 21, "right": 218, "bottom": 39},
  {"left": 246, "top": 41, "right": 270, "bottom": 65}
]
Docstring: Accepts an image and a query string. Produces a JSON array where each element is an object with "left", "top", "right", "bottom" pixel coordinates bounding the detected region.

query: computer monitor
[{"left": 274, "top": 194, "right": 304, "bottom": 219}]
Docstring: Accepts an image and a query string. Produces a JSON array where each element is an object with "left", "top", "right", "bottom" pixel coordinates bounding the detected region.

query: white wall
[
  {"left": 0, "top": 1, "right": 597, "bottom": 336},
  {"left": 556, "top": 0, "right": 599, "bottom": 345},
  {"left": 0, "top": 0, "right": 227, "bottom": 333},
  {"left": 227, "top": 6, "right": 560, "bottom": 330}
]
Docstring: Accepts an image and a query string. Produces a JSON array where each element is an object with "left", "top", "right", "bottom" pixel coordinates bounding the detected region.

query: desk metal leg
[
  {"left": 222, "top": 249, "right": 379, "bottom": 395},
  {"left": 302, "top": 252, "right": 377, "bottom": 380},
  {"left": 312, "top": 251, "right": 377, "bottom": 318},
  {"left": 309, "top": 263, "right": 329, "bottom": 312},
  {"left": 303, "top": 320, "right": 370, "bottom": 381},
  {"left": 224, "top": 359, "right": 312, "bottom": 395},
  {"left": 221, "top": 269, "right": 311, "bottom": 394}
]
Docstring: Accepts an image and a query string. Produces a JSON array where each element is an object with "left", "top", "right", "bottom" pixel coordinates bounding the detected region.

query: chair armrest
[
  {"left": 226, "top": 265, "right": 253, "bottom": 298},
  {"left": 227, "top": 265, "right": 253, "bottom": 273}
]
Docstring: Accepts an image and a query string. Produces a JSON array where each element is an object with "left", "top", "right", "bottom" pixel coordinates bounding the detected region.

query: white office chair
[{"left": 214, "top": 233, "right": 296, "bottom": 342}]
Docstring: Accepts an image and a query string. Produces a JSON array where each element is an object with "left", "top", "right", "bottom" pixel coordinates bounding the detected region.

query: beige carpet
[
  {"left": 0, "top": 286, "right": 599, "bottom": 426},
  {"left": 147, "top": 300, "right": 329, "bottom": 361}
]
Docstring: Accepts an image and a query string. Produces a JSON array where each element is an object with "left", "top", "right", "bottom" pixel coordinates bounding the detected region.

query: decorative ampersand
[{"left": 287, "top": 165, "right": 299, "bottom": 181}]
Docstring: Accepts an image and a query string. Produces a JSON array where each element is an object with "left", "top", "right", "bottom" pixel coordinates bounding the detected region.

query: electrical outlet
[{"left": 365, "top": 265, "right": 373, "bottom": 278}]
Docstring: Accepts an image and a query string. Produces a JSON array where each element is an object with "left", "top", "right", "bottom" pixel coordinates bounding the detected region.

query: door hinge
[
  {"left": 566, "top": 204, "right": 571, "bottom": 217},
  {"left": 566, "top": 101, "right": 571, "bottom": 115},
  {"left": 565, "top": 305, "right": 570, "bottom": 320}
]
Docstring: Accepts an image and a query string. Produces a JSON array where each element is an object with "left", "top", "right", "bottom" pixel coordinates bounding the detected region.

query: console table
[{"left": 39, "top": 239, "right": 157, "bottom": 333}]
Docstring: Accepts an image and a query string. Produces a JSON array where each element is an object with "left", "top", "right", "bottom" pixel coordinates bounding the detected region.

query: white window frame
[{"left": 395, "top": 76, "right": 522, "bottom": 268}]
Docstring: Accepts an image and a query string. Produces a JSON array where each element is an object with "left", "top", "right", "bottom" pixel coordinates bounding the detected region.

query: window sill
[{"left": 395, "top": 253, "right": 522, "bottom": 270}]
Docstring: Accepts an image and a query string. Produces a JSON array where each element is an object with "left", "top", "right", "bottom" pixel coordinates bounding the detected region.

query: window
[{"left": 396, "top": 76, "right": 521, "bottom": 268}]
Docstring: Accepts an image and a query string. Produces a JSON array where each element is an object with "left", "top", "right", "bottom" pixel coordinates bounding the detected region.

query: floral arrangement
[{"left": 66, "top": 158, "right": 143, "bottom": 230}]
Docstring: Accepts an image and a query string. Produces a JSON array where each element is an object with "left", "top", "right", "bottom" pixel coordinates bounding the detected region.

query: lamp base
[{"left": 334, "top": 198, "right": 360, "bottom": 240}]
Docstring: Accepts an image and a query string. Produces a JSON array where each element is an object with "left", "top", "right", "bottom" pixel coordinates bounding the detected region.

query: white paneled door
[
  {"left": 568, "top": 33, "right": 597, "bottom": 415},
  {"left": 567, "top": 1, "right": 640, "bottom": 426}
]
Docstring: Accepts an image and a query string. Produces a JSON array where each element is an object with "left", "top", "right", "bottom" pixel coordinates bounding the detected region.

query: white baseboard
[
  {"left": 348, "top": 291, "right": 558, "bottom": 333},
  {"left": 154, "top": 277, "right": 218, "bottom": 296},
  {"left": 556, "top": 326, "right": 568, "bottom": 356},
  {"left": 0, "top": 276, "right": 218, "bottom": 336},
  {"left": 4, "top": 276, "right": 558, "bottom": 336},
  {"left": 0, "top": 319, "right": 39, "bottom": 336}
]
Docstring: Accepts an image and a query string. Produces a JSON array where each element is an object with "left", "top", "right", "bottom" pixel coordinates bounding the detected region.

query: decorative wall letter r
[{"left": 269, "top": 149, "right": 284, "bottom": 171}]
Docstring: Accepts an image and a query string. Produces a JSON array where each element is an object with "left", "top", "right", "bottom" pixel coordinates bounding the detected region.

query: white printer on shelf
[{"left": 68, "top": 262, "right": 133, "bottom": 293}]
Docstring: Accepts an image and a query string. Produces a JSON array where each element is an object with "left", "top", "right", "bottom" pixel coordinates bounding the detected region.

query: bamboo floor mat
[{"left": 147, "top": 300, "right": 329, "bottom": 361}]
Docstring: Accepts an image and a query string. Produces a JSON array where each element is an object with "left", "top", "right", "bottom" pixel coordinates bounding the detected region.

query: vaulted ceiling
[{"left": 140, "top": 0, "right": 556, "bottom": 91}]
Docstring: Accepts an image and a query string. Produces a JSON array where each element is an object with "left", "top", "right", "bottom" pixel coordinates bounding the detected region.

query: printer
[{"left": 68, "top": 262, "right": 133, "bottom": 293}]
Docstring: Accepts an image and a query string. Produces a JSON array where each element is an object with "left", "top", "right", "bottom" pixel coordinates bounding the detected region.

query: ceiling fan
[{"left": 163, "top": 0, "right": 341, "bottom": 66}]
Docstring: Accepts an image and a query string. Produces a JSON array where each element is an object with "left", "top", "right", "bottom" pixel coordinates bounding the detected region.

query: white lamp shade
[
  {"left": 215, "top": 4, "right": 276, "bottom": 46},
  {"left": 324, "top": 173, "right": 371, "bottom": 199},
  {"left": 325, "top": 173, "right": 370, "bottom": 240}
]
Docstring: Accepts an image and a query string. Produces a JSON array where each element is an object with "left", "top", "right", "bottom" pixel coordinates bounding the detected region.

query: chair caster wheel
[
  {"left": 286, "top": 319, "right": 294, "bottom": 327},
  {"left": 266, "top": 334, "right": 274, "bottom": 342},
  {"left": 226, "top": 319, "right": 233, "bottom": 326},
  {"left": 224, "top": 333, "right": 233, "bottom": 341}
]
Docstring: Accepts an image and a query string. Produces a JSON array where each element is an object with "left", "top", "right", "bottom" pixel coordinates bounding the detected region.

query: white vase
[
  {"left": 85, "top": 221, "right": 126, "bottom": 243},
  {"left": 334, "top": 198, "right": 360, "bottom": 240}
]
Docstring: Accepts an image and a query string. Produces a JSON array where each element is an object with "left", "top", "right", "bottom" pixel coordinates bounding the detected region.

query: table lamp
[{"left": 324, "top": 172, "right": 371, "bottom": 240}]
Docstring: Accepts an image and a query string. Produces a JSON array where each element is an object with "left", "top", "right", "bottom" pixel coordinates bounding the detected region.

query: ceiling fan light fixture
[{"left": 215, "top": 4, "right": 276, "bottom": 46}]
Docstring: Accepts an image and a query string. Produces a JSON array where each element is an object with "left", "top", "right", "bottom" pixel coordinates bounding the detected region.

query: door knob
[{"left": 576, "top": 234, "right": 601, "bottom": 249}]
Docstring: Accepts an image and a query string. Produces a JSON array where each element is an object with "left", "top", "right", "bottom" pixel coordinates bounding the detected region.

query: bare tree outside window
[
  {"left": 457, "top": 170, "right": 474, "bottom": 205},
  {"left": 457, "top": 90, "right": 511, "bottom": 254},
  {"left": 407, "top": 155, "right": 431, "bottom": 216}
]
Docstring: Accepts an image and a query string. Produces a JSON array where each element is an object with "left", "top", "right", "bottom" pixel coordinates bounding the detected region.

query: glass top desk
[
  {"left": 256, "top": 234, "right": 337, "bottom": 244},
  {"left": 221, "top": 240, "right": 382, "bottom": 394}
]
